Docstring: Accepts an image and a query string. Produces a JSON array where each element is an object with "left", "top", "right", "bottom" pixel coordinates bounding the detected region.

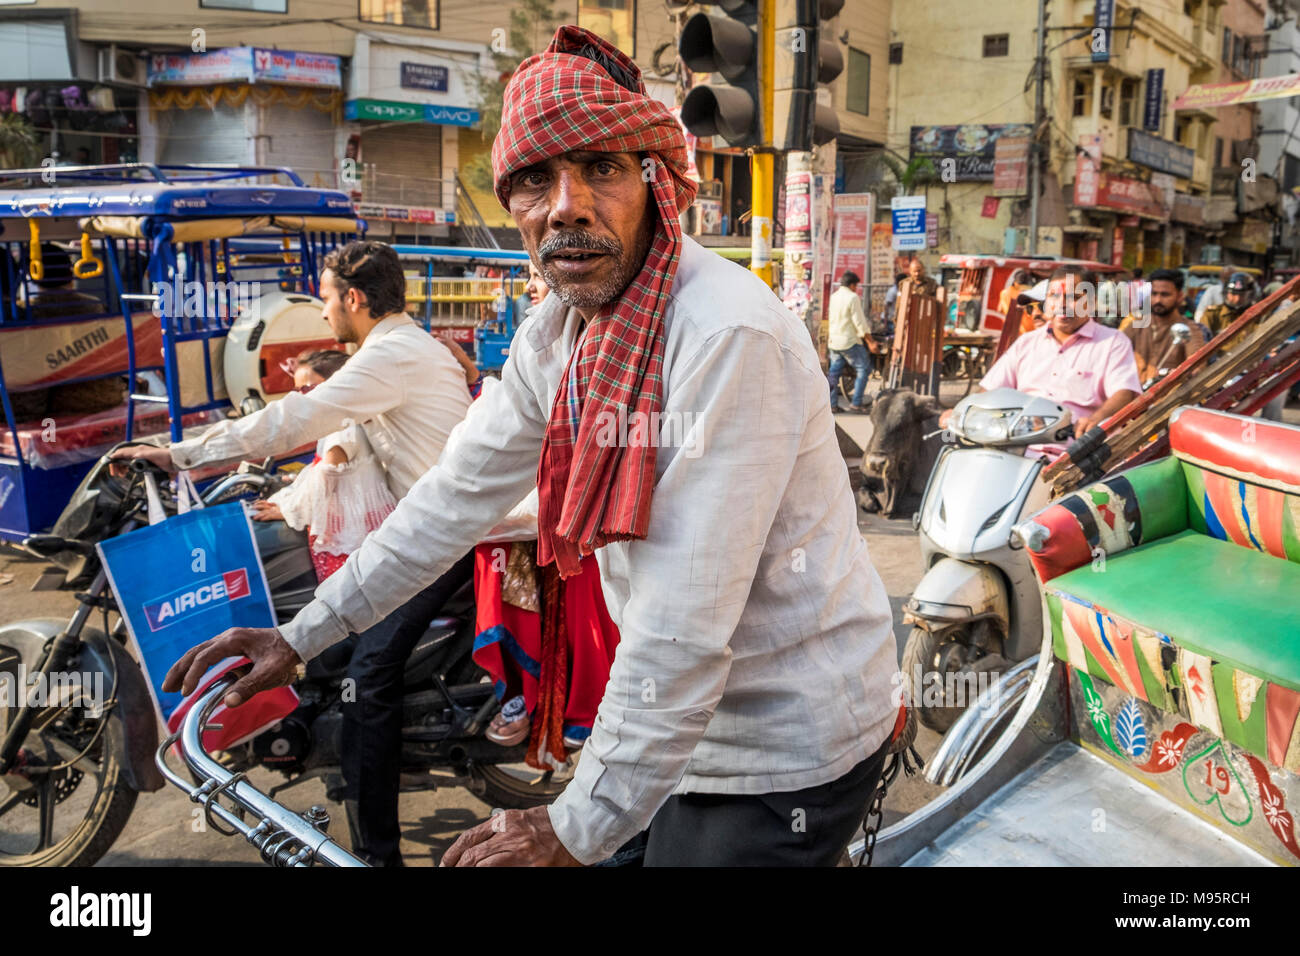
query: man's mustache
[{"left": 538, "top": 231, "right": 622, "bottom": 260}]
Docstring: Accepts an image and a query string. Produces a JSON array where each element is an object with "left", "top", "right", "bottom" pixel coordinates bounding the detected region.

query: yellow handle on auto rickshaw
[
  {"left": 72, "top": 232, "right": 105, "bottom": 280},
  {"left": 28, "top": 220, "right": 43, "bottom": 282}
]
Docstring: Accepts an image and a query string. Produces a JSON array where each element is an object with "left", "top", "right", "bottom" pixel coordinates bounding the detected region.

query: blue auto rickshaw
[{"left": 0, "top": 163, "right": 364, "bottom": 542}]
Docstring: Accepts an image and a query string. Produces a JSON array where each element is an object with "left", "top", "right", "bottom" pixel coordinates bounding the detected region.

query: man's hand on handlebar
[
  {"left": 108, "top": 444, "right": 177, "bottom": 474},
  {"left": 162, "top": 627, "right": 303, "bottom": 709}
]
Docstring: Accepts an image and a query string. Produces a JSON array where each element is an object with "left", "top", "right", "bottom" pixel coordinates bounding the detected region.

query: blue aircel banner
[{"left": 97, "top": 502, "right": 276, "bottom": 721}]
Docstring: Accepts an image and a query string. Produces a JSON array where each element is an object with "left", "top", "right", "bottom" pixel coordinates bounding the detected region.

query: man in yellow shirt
[{"left": 827, "top": 270, "right": 873, "bottom": 412}]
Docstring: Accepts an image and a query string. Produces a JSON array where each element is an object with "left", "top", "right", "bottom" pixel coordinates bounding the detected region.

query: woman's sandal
[{"left": 486, "top": 696, "right": 531, "bottom": 746}]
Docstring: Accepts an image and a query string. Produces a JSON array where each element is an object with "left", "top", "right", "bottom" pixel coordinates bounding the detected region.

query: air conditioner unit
[
  {"left": 97, "top": 45, "right": 145, "bottom": 88},
  {"left": 697, "top": 179, "right": 723, "bottom": 201}
]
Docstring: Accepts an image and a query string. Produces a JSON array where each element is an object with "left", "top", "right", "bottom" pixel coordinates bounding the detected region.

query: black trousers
[
  {"left": 642, "top": 735, "right": 891, "bottom": 867},
  {"left": 340, "top": 552, "right": 474, "bottom": 867}
]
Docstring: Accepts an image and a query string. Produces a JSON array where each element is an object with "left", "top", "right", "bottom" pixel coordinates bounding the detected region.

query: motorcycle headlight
[{"left": 958, "top": 406, "right": 1021, "bottom": 442}]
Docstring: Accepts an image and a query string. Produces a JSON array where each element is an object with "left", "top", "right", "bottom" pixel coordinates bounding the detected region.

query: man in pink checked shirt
[{"left": 940, "top": 263, "right": 1141, "bottom": 442}]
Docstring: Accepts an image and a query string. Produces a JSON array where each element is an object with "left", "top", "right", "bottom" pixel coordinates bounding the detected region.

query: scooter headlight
[
  {"left": 1009, "top": 414, "right": 1054, "bottom": 438},
  {"left": 958, "top": 405, "right": 1020, "bottom": 442}
]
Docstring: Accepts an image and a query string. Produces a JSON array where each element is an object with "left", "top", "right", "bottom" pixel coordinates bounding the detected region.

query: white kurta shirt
[
  {"left": 278, "top": 238, "right": 899, "bottom": 864},
  {"left": 169, "top": 314, "right": 471, "bottom": 499}
]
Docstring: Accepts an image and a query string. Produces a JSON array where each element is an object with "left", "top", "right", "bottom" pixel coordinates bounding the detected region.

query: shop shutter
[
  {"left": 360, "top": 124, "right": 444, "bottom": 209},
  {"left": 157, "top": 102, "right": 251, "bottom": 167},
  {"left": 261, "top": 101, "right": 338, "bottom": 187}
]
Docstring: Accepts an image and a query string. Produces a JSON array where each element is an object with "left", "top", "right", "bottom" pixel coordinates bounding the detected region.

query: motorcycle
[
  {"left": 901, "top": 388, "right": 1072, "bottom": 733},
  {"left": 0, "top": 444, "right": 565, "bottom": 867}
]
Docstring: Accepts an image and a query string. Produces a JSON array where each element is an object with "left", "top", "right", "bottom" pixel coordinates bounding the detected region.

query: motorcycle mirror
[{"left": 1171, "top": 322, "right": 1191, "bottom": 344}]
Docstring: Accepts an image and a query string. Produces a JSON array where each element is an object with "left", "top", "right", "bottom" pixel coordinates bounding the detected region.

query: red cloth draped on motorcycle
[{"left": 491, "top": 25, "right": 698, "bottom": 578}]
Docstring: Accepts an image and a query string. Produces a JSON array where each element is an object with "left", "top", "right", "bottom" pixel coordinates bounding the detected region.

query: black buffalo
[{"left": 857, "top": 388, "right": 943, "bottom": 518}]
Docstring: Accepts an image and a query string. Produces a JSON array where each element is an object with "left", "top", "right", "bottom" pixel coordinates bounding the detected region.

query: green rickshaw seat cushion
[{"left": 1048, "top": 530, "right": 1300, "bottom": 692}]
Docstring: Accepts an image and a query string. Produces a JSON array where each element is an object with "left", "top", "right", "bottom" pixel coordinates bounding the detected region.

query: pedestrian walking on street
[{"left": 827, "top": 270, "right": 873, "bottom": 412}]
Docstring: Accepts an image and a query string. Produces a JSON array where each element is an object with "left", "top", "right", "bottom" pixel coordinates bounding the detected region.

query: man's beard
[
  {"left": 1150, "top": 302, "right": 1173, "bottom": 318},
  {"left": 537, "top": 220, "right": 654, "bottom": 312},
  {"left": 332, "top": 317, "right": 359, "bottom": 344}
]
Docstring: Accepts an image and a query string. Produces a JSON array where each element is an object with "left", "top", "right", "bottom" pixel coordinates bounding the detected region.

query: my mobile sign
[{"left": 891, "top": 196, "right": 927, "bottom": 251}]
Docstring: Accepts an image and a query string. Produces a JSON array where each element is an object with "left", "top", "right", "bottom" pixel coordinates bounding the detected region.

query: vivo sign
[{"left": 344, "top": 99, "right": 481, "bottom": 127}]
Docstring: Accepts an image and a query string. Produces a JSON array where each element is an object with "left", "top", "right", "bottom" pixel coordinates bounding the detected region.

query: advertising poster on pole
[
  {"left": 780, "top": 166, "right": 814, "bottom": 318},
  {"left": 832, "top": 193, "right": 873, "bottom": 303},
  {"left": 870, "top": 222, "right": 894, "bottom": 317}
]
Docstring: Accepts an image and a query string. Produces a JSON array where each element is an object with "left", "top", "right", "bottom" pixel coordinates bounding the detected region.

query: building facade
[{"left": 886, "top": 0, "right": 1281, "bottom": 270}]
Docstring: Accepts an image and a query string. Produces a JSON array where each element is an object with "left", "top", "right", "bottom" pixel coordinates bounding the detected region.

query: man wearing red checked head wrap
[{"left": 166, "top": 26, "right": 900, "bottom": 867}]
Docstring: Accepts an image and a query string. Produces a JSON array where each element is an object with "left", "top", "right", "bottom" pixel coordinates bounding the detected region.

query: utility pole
[
  {"left": 752, "top": 0, "right": 776, "bottom": 286},
  {"left": 1029, "top": 0, "right": 1047, "bottom": 254}
]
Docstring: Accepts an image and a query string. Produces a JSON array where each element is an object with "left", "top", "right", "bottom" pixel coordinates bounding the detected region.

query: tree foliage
[
  {"left": 464, "top": 0, "right": 561, "bottom": 193},
  {"left": 0, "top": 114, "right": 41, "bottom": 170}
]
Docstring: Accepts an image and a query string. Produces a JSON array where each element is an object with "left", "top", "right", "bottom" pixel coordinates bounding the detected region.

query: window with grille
[
  {"left": 359, "top": 0, "right": 438, "bottom": 29},
  {"left": 1119, "top": 78, "right": 1138, "bottom": 127},
  {"left": 984, "top": 34, "right": 1008, "bottom": 57},
  {"left": 1073, "top": 77, "right": 1091, "bottom": 118},
  {"left": 889, "top": 43, "right": 903, "bottom": 65},
  {"left": 847, "top": 48, "right": 870, "bottom": 115}
]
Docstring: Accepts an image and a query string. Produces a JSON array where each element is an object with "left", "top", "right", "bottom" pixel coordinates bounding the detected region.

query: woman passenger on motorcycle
[{"left": 249, "top": 349, "right": 398, "bottom": 583}]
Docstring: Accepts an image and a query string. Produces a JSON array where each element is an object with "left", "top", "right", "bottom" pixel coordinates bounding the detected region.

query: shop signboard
[{"left": 909, "top": 124, "right": 1033, "bottom": 182}]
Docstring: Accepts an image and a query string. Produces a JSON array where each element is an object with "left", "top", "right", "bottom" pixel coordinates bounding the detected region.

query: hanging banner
[
  {"left": 1144, "top": 68, "right": 1165, "bottom": 131},
  {"left": 1173, "top": 72, "right": 1300, "bottom": 111},
  {"left": 831, "top": 193, "right": 872, "bottom": 298}
]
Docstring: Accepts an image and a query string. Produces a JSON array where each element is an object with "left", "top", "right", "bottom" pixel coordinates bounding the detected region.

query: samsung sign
[{"left": 344, "top": 98, "right": 480, "bottom": 127}]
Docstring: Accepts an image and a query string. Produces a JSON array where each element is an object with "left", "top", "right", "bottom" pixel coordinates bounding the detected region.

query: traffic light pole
[{"left": 751, "top": 0, "right": 776, "bottom": 286}]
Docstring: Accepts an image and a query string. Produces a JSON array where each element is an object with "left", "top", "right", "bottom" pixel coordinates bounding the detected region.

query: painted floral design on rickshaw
[{"left": 1076, "top": 668, "right": 1300, "bottom": 862}]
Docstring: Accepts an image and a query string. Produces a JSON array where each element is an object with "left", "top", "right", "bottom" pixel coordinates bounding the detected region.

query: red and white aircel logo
[{"left": 142, "top": 569, "right": 251, "bottom": 632}]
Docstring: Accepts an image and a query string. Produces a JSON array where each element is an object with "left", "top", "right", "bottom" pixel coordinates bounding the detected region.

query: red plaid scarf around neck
[{"left": 492, "top": 26, "right": 697, "bottom": 577}]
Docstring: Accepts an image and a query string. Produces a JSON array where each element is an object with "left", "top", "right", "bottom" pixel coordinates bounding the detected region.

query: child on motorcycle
[{"left": 249, "top": 349, "right": 397, "bottom": 582}]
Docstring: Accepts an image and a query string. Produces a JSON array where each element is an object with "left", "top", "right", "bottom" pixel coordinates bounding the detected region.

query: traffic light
[
  {"left": 679, "top": 0, "right": 763, "bottom": 148},
  {"left": 774, "top": 0, "right": 844, "bottom": 151}
]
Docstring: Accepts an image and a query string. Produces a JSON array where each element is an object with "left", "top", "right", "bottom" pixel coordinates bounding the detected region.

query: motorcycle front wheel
[
  {"left": 473, "top": 762, "right": 570, "bottom": 810},
  {"left": 0, "top": 701, "right": 137, "bottom": 867},
  {"left": 901, "top": 626, "right": 980, "bottom": 734}
]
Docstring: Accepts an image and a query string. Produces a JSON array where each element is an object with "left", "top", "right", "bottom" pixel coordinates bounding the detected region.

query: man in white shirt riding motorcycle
[{"left": 114, "top": 241, "right": 473, "bottom": 865}]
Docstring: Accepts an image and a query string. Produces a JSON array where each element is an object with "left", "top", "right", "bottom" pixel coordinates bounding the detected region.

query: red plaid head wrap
[{"left": 492, "top": 26, "right": 698, "bottom": 577}]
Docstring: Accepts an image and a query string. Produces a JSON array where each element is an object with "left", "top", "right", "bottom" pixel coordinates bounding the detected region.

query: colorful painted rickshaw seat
[
  {"left": 1025, "top": 405, "right": 1300, "bottom": 771},
  {"left": 1048, "top": 531, "right": 1300, "bottom": 691}
]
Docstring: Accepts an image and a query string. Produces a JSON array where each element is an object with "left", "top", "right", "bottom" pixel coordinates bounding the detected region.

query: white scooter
[{"left": 902, "top": 388, "right": 1073, "bottom": 733}]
